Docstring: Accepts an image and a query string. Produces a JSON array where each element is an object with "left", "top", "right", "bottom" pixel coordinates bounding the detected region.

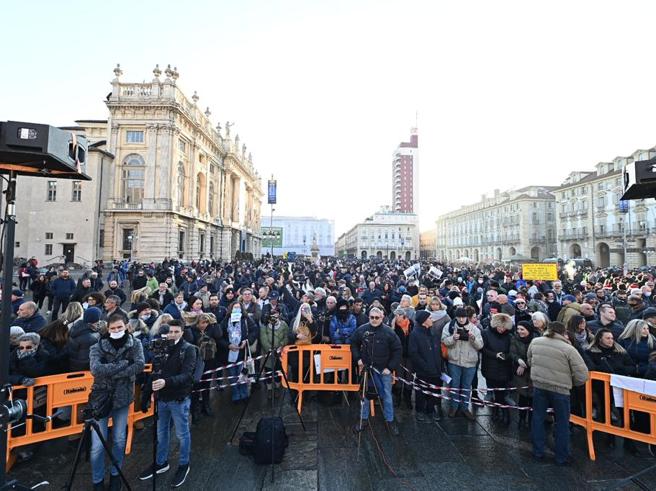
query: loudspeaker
[
  {"left": 0, "top": 121, "right": 89, "bottom": 179},
  {"left": 621, "top": 157, "right": 656, "bottom": 200}
]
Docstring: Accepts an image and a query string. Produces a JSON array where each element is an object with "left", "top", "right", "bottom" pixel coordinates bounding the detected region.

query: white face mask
[
  {"left": 109, "top": 330, "right": 125, "bottom": 339},
  {"left": 645, "top": 291, "right": 652, "bottom": 297}
]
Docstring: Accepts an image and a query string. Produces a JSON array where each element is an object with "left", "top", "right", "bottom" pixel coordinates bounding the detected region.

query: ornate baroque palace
[{"left": 16, "top": 64, "right": 263, "bottom": 265}]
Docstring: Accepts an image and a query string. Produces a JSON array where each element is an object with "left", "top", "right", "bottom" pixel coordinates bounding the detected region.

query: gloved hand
[{"left": 21, "top": 377, "right": 36, "bottom": 387}]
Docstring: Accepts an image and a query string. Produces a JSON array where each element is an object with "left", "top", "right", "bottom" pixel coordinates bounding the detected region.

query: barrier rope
[{"left": 376, "top": 368, "right": 534, "bottom": 411}]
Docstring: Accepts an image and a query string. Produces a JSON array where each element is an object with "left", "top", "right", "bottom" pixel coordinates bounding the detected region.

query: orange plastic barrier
[
  {"left": 281, "top": 344, "right": 360, "bottom": 414},
  {"left": 570, "top": 371, "right": 656, "bottom": 460},
  {"left": 6, "top": 367, "right": 153, "bottom": 471}
]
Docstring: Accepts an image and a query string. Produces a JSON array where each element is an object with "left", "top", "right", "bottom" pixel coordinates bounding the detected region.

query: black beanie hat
[{"left": 414, "top": 310, "right": 431, "bottom": 327}]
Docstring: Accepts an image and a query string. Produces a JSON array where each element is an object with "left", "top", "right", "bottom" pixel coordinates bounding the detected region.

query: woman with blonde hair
[
  {"left": 530, "top": 311, "right": 549, "bottom": 335},
  {"left": 618, "top": 319, "right": 656, "bottom": 377},
  {"left": 61, "top": 302, "right": 84, "bottom": 327}
]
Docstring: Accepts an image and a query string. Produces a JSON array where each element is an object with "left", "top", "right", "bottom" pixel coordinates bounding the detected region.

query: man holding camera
[
  {"left": 351, "top": 307, "right": 402, "bottom": 435},
  {"left": 441, "top": 307, "right": 483, "bottom": 420},
  {"left": 139, "top": 323, "right": 197, "bottom": 488}
]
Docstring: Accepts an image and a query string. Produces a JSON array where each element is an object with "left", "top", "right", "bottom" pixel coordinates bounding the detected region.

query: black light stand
[
  {"left": 228, "top": 316, "right": 305, "bottom": 483},
  {"left": 0, "top": 172, "right": 19, "bottom": 489}
]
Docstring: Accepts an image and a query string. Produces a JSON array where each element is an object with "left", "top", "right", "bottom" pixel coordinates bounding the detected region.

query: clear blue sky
[{"left": 4, "top": 1, "right": 656, "bottom": 234}]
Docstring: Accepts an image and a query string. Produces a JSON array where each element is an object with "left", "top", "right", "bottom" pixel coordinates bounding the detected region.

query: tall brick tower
[{"left": 392, "top": 128, "right": 418, "bottom": 213}]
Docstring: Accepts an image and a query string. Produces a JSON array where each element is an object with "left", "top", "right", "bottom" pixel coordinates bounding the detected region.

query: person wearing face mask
[
  {"left": 442, "top": 307, "right": 484, "bottom": 420},
  {"left": 9, "top": 333, "right": 51, "bottom": 387},
  {"left": 88, "top": 315, "right": 145, "bottom": 490},
  {"left": 330, "top": 299, "right": 357, "bottom": 345},
  {"left": 132, "top": 302, "right": 158, "bottom": 329}
]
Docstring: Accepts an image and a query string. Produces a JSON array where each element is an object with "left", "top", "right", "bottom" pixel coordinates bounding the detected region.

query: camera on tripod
[
  {"left": 150, "top": 335, "right": 174, "bottom": 358},
  {"left": 0, "top": 396, "right": 27, "bottom": 429}
]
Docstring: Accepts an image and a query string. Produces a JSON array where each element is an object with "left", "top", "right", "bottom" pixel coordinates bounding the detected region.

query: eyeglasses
[
  {"left": 369, "top": 315, "right": 382, "bottom": 320},
  {"left": 515, "top": 302, "right": 525, "bottom": 305}
]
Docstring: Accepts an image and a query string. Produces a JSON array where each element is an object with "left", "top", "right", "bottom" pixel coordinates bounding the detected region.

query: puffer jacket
[
  {"left": 509, "top": 333, "right": 536, "bottom": 396},
  {"left": 66, "top": 320, "right": 101, "bottom": 372},
  {"left": 481, "top": 328, "right": 513, "bottom": 382},
  {"left": 527, "top": 333, "right": 588, "bottom": 395},
  {"left": 441, "top": 319, "right": 483, "bottom": 368},
  {"left": 89, "top": 334, "right": 145, "bottom": 410},
  {"left": 619, "top": 336, "right": 656, "bottom": 377},
  {"left": 408, "top": 325, "right": 442, "bottom": 378},
  {"left": 587, "top": 342, "right": 636, "bottom": 376}
]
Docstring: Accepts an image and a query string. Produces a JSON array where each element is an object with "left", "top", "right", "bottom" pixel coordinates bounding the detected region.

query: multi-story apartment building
[
  {"left": 554, "top": 147, "right": 656, "bottom": 268},
  {"left": 392, "top": 129, "right": 418, "bottom": 213},
  {"left": 435, "top": 186, "right": 557, "bottom": 263},
  {"left": 335, "top": 209, "right": 420, "bottom": 260}
]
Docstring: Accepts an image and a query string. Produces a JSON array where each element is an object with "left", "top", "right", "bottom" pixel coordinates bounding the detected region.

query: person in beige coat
[
  {"left": 442, "top": 307, "right": 484, "bottom": 420},
  {"left": 527, "top": 321, "right": 588, "bottom": 465}
]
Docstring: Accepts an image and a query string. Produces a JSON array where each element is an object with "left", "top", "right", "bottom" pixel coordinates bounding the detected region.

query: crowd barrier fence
[{"left": 5, "top": 366, "right": 153, "bottom": 471}]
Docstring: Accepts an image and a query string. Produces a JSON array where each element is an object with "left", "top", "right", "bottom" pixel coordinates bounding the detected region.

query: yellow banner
[{"left": 522, "top": 263, "right": 558, "bottom": 281}]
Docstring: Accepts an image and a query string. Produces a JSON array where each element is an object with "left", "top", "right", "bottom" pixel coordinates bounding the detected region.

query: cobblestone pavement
[{"left": 6, "top": 385, "right": 656, "bottom": 490}]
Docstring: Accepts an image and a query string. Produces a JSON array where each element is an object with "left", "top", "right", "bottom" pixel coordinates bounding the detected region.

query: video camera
[{"left": 150, "top": 334, "right": 174, "bottom": 358}]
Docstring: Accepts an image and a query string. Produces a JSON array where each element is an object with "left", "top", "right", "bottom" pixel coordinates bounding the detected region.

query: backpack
[
  {"left": 197, "top": 332, "right": 217, "bottom": 362},
  {"left": 181, "top": 343, "right": 205, "bottom": 384},
  {"left": 254, "top": 416, "right": 288, "bottom": 465}
]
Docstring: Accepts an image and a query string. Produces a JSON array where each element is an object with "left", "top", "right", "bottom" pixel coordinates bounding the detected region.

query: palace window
[
  {"left": 126, "top": 130, "right": 144, "bottom": 143},
  {"left": 121, "top": 154, "right": 145, "bottom": 204}
]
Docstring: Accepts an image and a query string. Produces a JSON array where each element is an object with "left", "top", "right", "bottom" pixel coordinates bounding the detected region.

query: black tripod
[
  {"left": 63, "top": 415, "right": 132, "bottom": 491},
  {"left": 229, "top": 318, "right": 305, "bottom": 483}
]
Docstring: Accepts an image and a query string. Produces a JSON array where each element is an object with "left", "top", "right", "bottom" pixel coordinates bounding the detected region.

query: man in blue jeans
[
  {"left": 351, "top": 307, "right": 402, "bottom": 435},
  {"left": 527, "top": 321, "right": 588, "bottom": 465},
  {"left": 139, "top": 322, "right": 197, "bottom": 487}
]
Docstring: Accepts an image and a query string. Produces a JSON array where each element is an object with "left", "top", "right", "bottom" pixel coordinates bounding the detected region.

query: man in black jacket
[
  {"left": 351, "top": 307, "right": 402, "bottom": 435},
  {"left": 139, "top": 323, "right": 197, "bottom": 488}
]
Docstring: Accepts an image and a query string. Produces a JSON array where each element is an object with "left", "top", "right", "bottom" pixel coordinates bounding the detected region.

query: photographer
[
  {"left": 88, "top": 314, "right": 145, "bottom": 491},
  {"left": 441, "top": 307, "right": 483, "bottom": 420},
  {"left": 138, "top": 322, "right": 197, "bottom": 487},
  {"left": 351, "top": 307, "right": 402, "bottom": 435}
]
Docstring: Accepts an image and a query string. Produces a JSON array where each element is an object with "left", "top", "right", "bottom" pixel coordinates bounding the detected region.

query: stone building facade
[
  {"left": 14, "top": 123, "right": 113, "bottom": 267},
  {"left": 336, "top": 209, "right": 420, "bottom": 260},
  {"left": 554, "top": 147, "right": 656, "bottom": 268},
  {"left": 15, "top": 64, "right": 263, "bottom": 266},
  {"left": 435, "top": 186, "right": 557, "bottom": 263},
  {"left": 102, "top": 64, "right": 263, "bottom": 262}
]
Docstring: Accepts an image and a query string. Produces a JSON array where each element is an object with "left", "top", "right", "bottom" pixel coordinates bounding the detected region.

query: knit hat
[
  {"left": 517, "top": 320, "right": 533, "bottom": 332},
  {"left": 414, "top": 310, "right": 431, "bottom": 327},
  {"left": 12, "top": 289, "right": 24, "bottom": 297},
  {"left": 452, "top": 297, "right": 464, "bottom": 306},
  {"left": 83, "top": 307, "right": 102, "bottom": 324},
  {"left": 642, "top": 307, "right": 656, "bottom": 320},
  {"left": 563, "top": 294, "right": 576, "bottom": 303}
]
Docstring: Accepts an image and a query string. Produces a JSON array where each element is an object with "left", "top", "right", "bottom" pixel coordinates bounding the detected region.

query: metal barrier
[
  {"left": 281, "top": 344, "right": 360, "bottom": 414},
  {"left": 6, "top": 368, "right": 153, "bottom": 471},
  {"left": 570, "top": 371, "right": 656, "bottom": 460}
]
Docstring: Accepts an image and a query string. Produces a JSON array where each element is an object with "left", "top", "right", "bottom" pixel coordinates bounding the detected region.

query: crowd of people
[{"left": 6, "top": 255, "right": 656, "bottom": 488}]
